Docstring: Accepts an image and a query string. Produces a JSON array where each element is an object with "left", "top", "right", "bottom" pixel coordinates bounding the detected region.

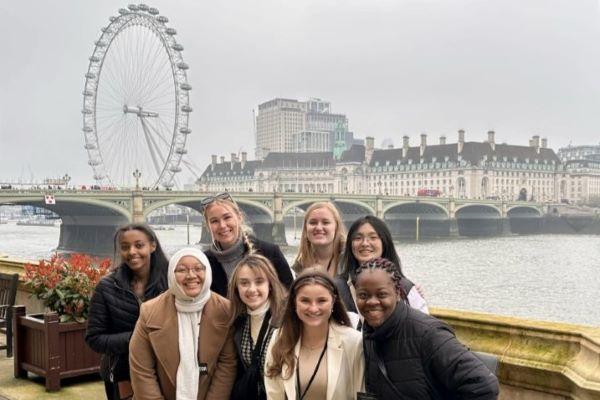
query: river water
[{"left": 1, "top": 222, "right": 598, "bottom": 327}]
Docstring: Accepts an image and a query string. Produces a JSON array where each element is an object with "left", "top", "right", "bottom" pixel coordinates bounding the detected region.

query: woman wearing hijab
[{"left": 129, "top": 247, "right": 237, "bottom": 400}]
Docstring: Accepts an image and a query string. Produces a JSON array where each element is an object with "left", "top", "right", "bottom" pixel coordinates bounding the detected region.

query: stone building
[{"left": 199, "top": 131, "right": 600, "bottom": 204}]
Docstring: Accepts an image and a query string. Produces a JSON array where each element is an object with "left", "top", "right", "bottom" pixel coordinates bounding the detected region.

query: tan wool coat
[{"left": 129, "top": 291, "right": 237, "bottom": 400}]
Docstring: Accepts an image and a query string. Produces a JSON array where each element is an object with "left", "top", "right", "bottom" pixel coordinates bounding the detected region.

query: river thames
[{"left": 1, "top": 222, "right": 598, "bottom": 327}]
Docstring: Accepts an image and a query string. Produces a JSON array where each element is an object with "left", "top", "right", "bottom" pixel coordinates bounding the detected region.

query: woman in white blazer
[{"left": 264, "top": 268, "right": 364, "bottom": 400}]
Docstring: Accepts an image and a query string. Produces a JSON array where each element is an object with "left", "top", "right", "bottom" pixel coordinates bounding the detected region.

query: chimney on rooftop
[
  {"left": 458, "top": 129, "right": 465, "bottom": 154},
  {"left": 365, "top": 136, "right": 375, "bottom": 164},
  {"left": 241, "top": 152, "right": 247, "bottom": 169},
  {"left": 402, "top": 135, "right": 409, "bottom": 158},
  {"left": 420, "top": 134, "right": 427, "bottom": 157},
  {"left": 487, "top": 130, "right": 495, "bottom": 151},
  {"left": 211, "top": 154, "right": 217, "bottom": 170},
  {"left": 220, "top": 156, "right": 225, "bottom": 164},
  {"left": 541, "top": 138, "right": 547, "bottom": 149},
  {"left": 439, "top": 135, "right": 446, "bottom": 145},
  {"left": 532, "top": 135, "right": 540, "bottom": 154}
]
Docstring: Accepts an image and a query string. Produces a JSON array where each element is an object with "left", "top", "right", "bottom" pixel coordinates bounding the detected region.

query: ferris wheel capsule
[
  {"left": 138, "top": 4, "right": 149, "bottom": 11},
  {"left": 157, "top": 16, "right": 169, "bottom": 24},
  {"left": 148, "top": 7, "right": 159, "bottom": 15}
]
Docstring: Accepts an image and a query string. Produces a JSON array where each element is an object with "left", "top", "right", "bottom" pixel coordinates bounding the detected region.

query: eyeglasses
[
  {"left": 351, "top": 234, "right": 381, "bottom": 244},
  {"left": 200, "top": 192, "right": 233, "bottom": 212},
  {"left": 174, "top": 265, "right": 206, "bottom": 276}
]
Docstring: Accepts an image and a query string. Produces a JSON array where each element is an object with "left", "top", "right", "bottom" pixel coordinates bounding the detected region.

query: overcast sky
[{"left": 1, "top": 0, "right": 599, "bottom": 186}]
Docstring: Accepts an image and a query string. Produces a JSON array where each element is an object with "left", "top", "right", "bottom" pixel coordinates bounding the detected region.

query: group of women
[{"left": 86, "top": 194, "right": 499, "bottom": 400}]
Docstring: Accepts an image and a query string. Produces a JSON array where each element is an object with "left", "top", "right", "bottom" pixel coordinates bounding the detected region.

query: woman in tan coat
[{"left": 129, "top": 247, "right": 237, "bottom": 400}]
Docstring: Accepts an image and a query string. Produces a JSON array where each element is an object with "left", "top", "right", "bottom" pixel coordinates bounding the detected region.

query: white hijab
[{"left": 168, "top": 247, "right": 213, "bottom": 400}]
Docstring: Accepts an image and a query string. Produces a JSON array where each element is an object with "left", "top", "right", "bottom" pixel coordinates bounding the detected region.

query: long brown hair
[
  {"left": 227, "top": 254, "right": 287, "bottom": 325},
  {"left": 293, "top": 202, "right": 346, "bottom": 274},
  {"left": 203, "top": 197, "right": 255, "bottom": 254},
  {"left": 265, "top": 268, "right": 350, "bottom": 379}
]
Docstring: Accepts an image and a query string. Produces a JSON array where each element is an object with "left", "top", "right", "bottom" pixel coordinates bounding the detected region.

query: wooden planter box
[{"left": 12, "top": 305, "right": 101, "bottom": 391}]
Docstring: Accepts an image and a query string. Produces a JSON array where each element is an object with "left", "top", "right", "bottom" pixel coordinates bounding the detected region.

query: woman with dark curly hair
[{"left": 354, "top": 257, "right": 499, "bottom": 399}]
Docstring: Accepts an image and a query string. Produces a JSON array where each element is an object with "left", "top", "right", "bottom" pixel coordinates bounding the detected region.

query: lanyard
[{"left": 296, "top": 341, "right": 328, "bottom": 400}]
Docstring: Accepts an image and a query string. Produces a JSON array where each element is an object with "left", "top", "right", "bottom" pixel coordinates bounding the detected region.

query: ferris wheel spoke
[{"left": 138, "top": 60, "right": 171, "bottom": 103}]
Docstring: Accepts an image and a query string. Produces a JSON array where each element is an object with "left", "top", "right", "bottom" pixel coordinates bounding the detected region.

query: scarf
[
  {"left": 210, "top": 236, "right": 246, "bottom": 280},
  {"left": 168, "top": 247, "right": 213, "bottom": 400}
]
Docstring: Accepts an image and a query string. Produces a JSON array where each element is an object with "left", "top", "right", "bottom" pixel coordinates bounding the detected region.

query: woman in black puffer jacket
[
  {"left": 86, "top": 224, "right": 168, "bottom": 400},
  {"left": 354, "top": 257, "right": 499, "bottom": 400}
]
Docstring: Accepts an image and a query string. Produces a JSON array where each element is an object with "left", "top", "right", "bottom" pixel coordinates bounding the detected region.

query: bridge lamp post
[
  {"left": 133, "top": 169, "right": 141, "bottom": 190},
  {"left": 62, "top": 174, "right": 71, "bottom": 190}
]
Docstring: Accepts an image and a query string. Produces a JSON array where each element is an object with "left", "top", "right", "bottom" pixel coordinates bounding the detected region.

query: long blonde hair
[
  {"left": 293, "top": 202, "right": 346, "bottom": 274},
  {"left": 203, "top": 198, "right": 255, "bottom": 254},
  {"left": 227, "top": 254, "right": 287, "bottom": 326}
]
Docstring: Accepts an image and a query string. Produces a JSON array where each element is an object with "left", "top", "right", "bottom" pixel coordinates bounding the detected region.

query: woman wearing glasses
[
  {"left": 337, "top": 215, "right": 428, "bottom": 317},
  {"left": 201, "top": 193, "right": 293, "bottom": 297},
  {"left": 129, "top": 247, "right": 237, "bottom": 400}
]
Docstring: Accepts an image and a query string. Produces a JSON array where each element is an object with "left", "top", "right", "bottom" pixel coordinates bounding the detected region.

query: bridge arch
[
  {"left": 144, "top": 197, "right": 274, "bottom": 220},
  {"left": 0, "top": 196, "right": 131, "bottom": 256},
  {"left": 507, "top": 205, "right": 542, "bottom": 234},
  {"left": 455, "top": 204, "right": 502, "bottom": 236},
  {"left": 454, "top": 203, "right": 501, "bottom": 216},
  {"left": 383, "top": 201, "right": 449, "bottom": 238},
  {"left": 145, "top": 197, "right": 275, "bottom": 244},
  {"left": 282, "top": 198, "right": 375, "bottom": 217}
]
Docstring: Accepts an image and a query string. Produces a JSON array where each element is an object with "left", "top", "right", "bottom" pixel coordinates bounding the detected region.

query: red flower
[{"left": 24, "top": 253, "right": 112, "bottom": 323}]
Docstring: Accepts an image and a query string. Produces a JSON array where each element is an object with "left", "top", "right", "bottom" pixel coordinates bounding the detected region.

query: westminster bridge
[{"left": 0, "top": 189, "right": 556, "bottom": 256}]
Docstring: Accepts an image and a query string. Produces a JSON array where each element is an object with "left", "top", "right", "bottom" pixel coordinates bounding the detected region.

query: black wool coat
[
  {"left": 205, "top": 237, "right": 293, "bottom": 297},
  {"left": 85, "top": 262, "right": 167, "bottom": 382},
  {"left": 363, "top": 302, "right": 499, "bottom": 400}
]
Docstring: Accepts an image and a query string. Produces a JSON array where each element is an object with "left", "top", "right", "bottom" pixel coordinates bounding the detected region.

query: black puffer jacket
[
  {"left": 363, "top": 302, "right": 499, "bottom": 399},
  {"left": 85, "top": 263, "right": 167, "bottom": 382},
  {"left": 206, "top": 237, "right": 293, "bottom": 297}
]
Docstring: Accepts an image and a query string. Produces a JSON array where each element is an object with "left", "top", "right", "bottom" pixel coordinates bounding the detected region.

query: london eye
[{"left": 82, "top": 4, "right": 192, "bottom": 189}]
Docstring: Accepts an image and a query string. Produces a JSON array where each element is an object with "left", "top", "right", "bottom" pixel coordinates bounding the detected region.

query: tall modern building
[{"left": 255, "top": 97, "right": 352, "bottom": 159}]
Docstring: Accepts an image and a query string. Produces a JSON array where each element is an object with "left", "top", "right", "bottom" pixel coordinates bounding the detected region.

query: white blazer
[{"left": 264, "top": 322, "right": 365, "bottom": 400}]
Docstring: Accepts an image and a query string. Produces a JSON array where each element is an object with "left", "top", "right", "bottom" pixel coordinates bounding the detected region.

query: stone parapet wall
[{"left": 432, "top": 307, "right": 600, "bottom": 400}]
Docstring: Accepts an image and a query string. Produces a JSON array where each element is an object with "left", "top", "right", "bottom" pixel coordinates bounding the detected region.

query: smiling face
[
  {"left": 355, "top": 268, "right": 399, "bottom": 328},
  {"left": 119, "top": 229, "right": 156, "bottom": 274},
  {"left": 351, "top": 222, "right": 383, "bottom": 265},
  {"left": 295, "top": 283, "right": 333, "bottom": 329},
  {"left": 205, "top": 202, "right": 243, "bottom": 249},
  {"left": 174, "top": 255, "right": 206, "bottom": 298},
  {"left": 305, "top": 207, "right": 337, "bottom": 248},
  {"left": 236, "top": 265, "right": 270, "bottom": 311}
]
